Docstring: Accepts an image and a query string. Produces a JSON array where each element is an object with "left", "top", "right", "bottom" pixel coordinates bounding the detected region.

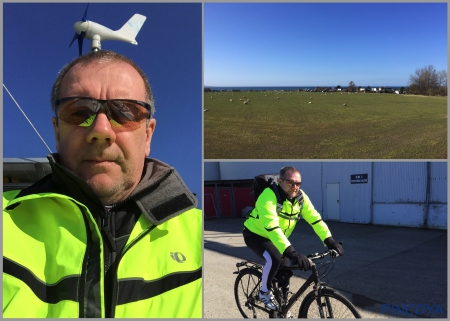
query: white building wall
[
  {"left": 430, "top": 162, "right": 447, "bottom": 202},
  {"left": 372, "top": 162, "right": 425, "bottom": 227},
  {"left": 428, "top": 162, "right": 447, "bottom": 229},
  {"left": 322, "top": 162, "right": 372, "bottom": 224},
  {"left": 372, "top": 162, "right": 446, "bottom": 229},
  {"left": 204, "top": 162, "right": 447, "bottom": 229},
  {"left": 373, "top": 162, "right": 427, "bottom": 203},
  {"left": 204, "top": 162, "right": 220, "bottom": 181}
]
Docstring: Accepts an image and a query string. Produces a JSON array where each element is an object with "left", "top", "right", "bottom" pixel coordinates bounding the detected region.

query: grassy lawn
[{"left": 204, "top": 91, "right": 447, "bottom": 159}]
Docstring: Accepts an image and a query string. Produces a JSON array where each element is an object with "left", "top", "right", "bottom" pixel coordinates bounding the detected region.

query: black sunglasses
[
  {"left": 281, "top": 178, "right": 302, "bottom": 187},
  {"left": 55, "top": 96, "right": 152, "bottom": 130}
]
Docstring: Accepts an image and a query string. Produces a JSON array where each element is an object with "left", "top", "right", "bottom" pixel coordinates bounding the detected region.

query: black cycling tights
[{"left": 243, "top": 228, "right": 292, "bottom": 295}]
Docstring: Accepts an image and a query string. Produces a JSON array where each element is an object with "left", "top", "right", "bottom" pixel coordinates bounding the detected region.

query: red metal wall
[
  {"left": 233, "top": 187, "right": 254, "bottom": 217},
  {"left": 204, "top": 186, "right": 254, "bottom": 219},
  {"left": 204, "top": 187, "right": 217, "bottom": 219}
]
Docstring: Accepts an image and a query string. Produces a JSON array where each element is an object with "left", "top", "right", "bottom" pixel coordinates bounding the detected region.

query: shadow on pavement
[{"left": 204, "top": 217, "right": 447, "bottom": 318}]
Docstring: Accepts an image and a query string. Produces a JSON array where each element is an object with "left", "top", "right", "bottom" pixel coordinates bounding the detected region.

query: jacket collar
[
  {"left": 15, "top": 153, "right": 198, "bottom": 225},
  {"left": 276, "top": 183, "right": 303, "bottom": 204}
]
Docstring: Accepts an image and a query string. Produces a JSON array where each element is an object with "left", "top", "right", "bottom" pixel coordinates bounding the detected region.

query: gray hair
[
  {"left": 50, "top": 50, "right": 155, "bottom": 116},
  {"left": 280, "top": 166, "right": 300, "bottom": 179}
]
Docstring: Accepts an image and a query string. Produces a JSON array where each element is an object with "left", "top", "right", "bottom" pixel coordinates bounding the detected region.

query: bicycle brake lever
[{"left": 329, "top": 249, "right": 339, "bottom": 258}]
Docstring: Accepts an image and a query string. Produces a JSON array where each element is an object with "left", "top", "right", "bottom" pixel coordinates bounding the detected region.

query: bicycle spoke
[
  {"left": 299, "top": 289, "right": 361, "bottom": 318},
  {"left": 234, "top": 268, "right": 273, "bottom": 318}
]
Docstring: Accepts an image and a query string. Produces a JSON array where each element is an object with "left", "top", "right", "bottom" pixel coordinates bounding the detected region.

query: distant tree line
[
  {"left": 408, "top": 65, "right": 447, "bottom": 96},
  {"left": 205, "top": 65, "right": 447, "bottom": 96}
]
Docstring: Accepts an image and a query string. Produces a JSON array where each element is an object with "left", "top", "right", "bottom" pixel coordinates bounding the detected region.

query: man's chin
[
  {"left": 83, "top": 173, "right": 136, "bottom": 204},
  {"left": 84, "top": 175, "right": 117, "bottom": 194},
  {"left": 288, "top": 192, "right": 298, "bottom": 198}
]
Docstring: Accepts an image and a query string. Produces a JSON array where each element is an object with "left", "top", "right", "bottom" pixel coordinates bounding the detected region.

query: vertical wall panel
[
  {"left": 430, "top": 162, "right": 447, "bottom": 203},
  {"left": 373, "top": 162, "right": 427, "bottom": 203},
  {"left": 204, "top": 162, "right": 220, "bottom": 181},
  {"left": 233, "top": 187, "right": 254, "bottom": 217},
  {"left": 204, "top": 186, "right": 217, "bottom": 219},
  {"left": 219, "top": 187, "right": 233, "bottom": 217}
]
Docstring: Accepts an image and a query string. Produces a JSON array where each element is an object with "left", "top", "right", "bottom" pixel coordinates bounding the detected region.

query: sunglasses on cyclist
[
  {"left": 281, "top": 178, "right": 302, "bottom": 187},
  {"left": 54, "top": 96, "right": 152, "bottom": 130}
]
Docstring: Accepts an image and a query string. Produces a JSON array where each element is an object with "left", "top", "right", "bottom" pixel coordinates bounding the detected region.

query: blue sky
[
  {"left": 3, "top": 3, "right": 202, "bottom": 207},
  {"left": 205, "top": 3, "right": 447, "bottom": 87}
]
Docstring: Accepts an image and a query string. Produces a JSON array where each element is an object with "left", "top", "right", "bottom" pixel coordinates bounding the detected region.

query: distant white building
[
  {"left": 371, "top": 88, "right": 378, "bottom": 92},
  {"left": 204, "top": 161, "right": 447, "bottom": 229}
]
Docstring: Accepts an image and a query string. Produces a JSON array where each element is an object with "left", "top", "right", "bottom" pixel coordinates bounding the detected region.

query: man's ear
[
  {"left": 52, "top": 117, "right": 60, "bottom": 152},
  {"left": 145, "top": 118, "right": 156, "bottom": 156}
]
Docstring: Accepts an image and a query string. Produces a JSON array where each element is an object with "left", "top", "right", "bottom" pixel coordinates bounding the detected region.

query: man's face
[
  {"left": 52, "top": 60, "right": 156, "bottom": 205},
  {"left": 279, "top": 170, "right": 301, "bottom": 198}
]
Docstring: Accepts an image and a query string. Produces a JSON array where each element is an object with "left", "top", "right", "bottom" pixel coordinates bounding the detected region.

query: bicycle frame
[
  {"left": 235, "top": 250, "right": 337, "bottom": 318},
  {"left": 278, "top": 263, "right": 328, "bottom": 317}
]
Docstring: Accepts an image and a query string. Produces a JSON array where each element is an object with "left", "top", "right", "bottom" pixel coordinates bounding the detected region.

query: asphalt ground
[{"left": 203, "top": 218, "right": 447, "bottom": 319}]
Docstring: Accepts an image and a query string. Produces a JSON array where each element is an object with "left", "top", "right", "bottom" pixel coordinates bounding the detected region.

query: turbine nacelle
[{"left": 69, "top": 4, "right": 146, "bottom": 56}]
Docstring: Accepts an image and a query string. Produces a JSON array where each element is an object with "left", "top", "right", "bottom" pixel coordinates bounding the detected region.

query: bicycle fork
[{"left": 313, "top": 283, "right": 335, "bottom": 318}]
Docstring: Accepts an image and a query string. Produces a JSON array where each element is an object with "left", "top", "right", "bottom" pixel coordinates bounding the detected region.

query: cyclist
[{"left": 243, "top": 166, "right": 344, "bottom": 310}]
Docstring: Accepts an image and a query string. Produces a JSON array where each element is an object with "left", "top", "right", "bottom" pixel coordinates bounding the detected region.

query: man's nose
[{"left": 85, "top": 111, "right": 116, "bottom": 143}]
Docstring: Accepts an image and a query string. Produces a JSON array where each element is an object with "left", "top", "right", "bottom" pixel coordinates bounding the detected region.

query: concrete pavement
[{"left": 203, "top": 218, "right": 447, "bottom": 318}]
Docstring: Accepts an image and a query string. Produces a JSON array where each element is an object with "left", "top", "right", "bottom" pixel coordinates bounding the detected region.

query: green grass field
[{"left": 204, "top": 91, "right": 447, "bottom": 159}]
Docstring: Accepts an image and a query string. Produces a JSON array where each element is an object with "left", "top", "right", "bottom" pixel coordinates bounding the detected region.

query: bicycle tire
[
  {"left": 298, "top": 287, "right": 361, "bottom": 318},
  {"left": 234, "top": 268, "right": 273, "bottom": 318}
]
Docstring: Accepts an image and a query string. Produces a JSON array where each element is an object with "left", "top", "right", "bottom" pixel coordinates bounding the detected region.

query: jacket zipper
[
  {"left": 66, "top": 165, "right": 174, "bottom": 317},
  {"left": 108, "top": 224, "right": 157, "bottom": 317},
  {"left": 102, "top": 205, "right": 113, "bottom": 228}
]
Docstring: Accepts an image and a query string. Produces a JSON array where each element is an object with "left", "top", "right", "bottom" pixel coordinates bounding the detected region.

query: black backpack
[{"left": 253, "top": 174, "right": 283, "bottom": 205}]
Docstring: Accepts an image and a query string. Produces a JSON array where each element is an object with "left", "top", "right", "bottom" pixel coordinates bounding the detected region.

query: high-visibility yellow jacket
[
  {"left": 3, "top": 155, "right": 202, "bottom": 318},
  {"left": 244, "top": 185, "right": 332, "bottom": 254}
]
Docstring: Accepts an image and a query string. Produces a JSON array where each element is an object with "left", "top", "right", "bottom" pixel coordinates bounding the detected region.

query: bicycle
[{"left": 233, "top": 246, "right": 361, "bottom": 318}]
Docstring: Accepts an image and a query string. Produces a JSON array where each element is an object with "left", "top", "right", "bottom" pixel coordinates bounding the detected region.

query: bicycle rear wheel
[
  {"left": 299, "top": 288, "right": 361, "bottom": 318},
  {"left": 234, "top": 268, "right": 272, "bottom": 318}
]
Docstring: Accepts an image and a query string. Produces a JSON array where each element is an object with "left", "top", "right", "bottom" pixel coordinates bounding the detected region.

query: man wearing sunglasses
[
  {"left": 243, "top": 166, "right": 343, "bottom": 311},
  {"left": 3, "top": 51, "right": 201, "bottom": 318}
]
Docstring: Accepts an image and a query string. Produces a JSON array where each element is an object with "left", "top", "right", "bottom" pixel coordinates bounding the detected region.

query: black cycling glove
[
  {"left": 283, "top": 245, "right": 311, "bottom": 271},
  {"left": 324, "top": 237, "right": 344, "bottom": 256}
]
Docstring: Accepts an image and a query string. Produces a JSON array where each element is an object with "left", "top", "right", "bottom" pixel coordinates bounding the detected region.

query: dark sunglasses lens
[
  {"left": 108, "top": 101, "right": 149, "bottom": 129},
  {"left": 57, "top": 99, "right": 97, "bottom": 126},
  {"left": 285, "top": 179, "right": 301, "bottom": 187}
]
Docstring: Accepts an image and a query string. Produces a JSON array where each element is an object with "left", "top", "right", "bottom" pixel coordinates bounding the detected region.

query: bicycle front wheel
[
  {"left": 234, "top": 268, "right": 272, "bottom": 318},
  {"left": 299, "top": 288, "right": 361, "bottom": 318}
]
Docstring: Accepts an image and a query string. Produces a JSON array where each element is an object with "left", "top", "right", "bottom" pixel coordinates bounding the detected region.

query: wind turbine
[{"left": 69, "top": 4, "right": 147, "bottom": 56}]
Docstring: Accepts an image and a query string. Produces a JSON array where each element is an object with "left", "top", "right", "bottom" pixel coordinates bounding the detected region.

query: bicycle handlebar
[
  {"left": 307, "top": 241, "right": 343, "bottom": 261},
  {"left": 235, "top": 242, "right": 343, "bottom": 269}
]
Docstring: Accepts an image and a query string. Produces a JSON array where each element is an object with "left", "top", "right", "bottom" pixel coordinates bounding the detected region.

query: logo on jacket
[{"left": 170, "top": 252, "right": 186, "bottom": 263}]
